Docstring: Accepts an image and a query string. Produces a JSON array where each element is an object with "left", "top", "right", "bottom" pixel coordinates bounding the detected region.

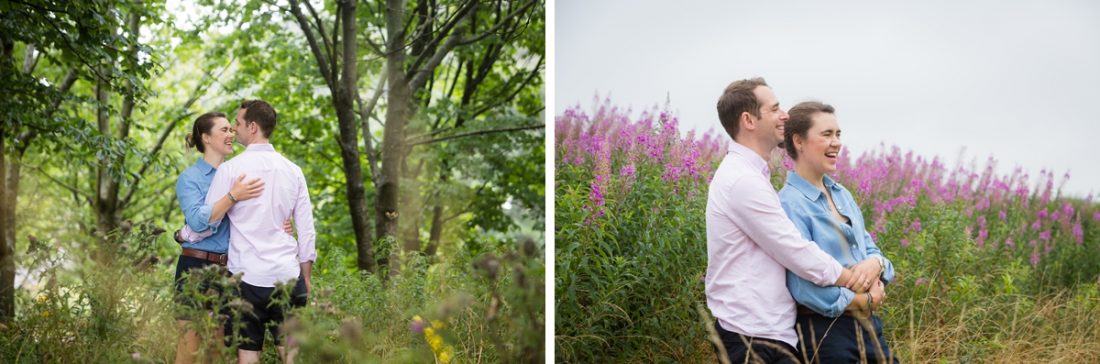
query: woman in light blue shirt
[
  {"left": 172, "top": 111, "right": 265, "bottom": 364},
  {"left": 778, "top": 101, "right": 898, "bottom": 363}
]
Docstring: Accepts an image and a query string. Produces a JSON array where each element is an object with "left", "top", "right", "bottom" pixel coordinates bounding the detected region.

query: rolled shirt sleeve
[
  {"left": 293, "top": 171, "right": 316, "bottom": 263},
  {"left": 177, "top": 175, "right": 219, "bottom": 233}
]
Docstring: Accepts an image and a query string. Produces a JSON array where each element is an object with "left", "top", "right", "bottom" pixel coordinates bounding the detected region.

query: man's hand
[
  {"left": 283, "top": 218, "right": 295, "bottom": 236},
  {"left": 850, "top": 258, "right": 884, "bottom": 292},
  {"left": 229, "top": 174, "right": 264, "bottom": 202},
  {"left": 839, "top": 267, "right": 871, "bottom": 293}
]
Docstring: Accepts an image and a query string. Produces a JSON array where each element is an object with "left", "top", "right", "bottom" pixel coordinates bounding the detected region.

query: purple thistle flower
[
  {"left": 1039, "top": 230, "right": 1052, "bottom": 241},
  {"left": 1038, "top": 209, "right": 1049, "bottom": 220},
  {"left": 900, "top": 239, "right": 910, "bottom": 248}
]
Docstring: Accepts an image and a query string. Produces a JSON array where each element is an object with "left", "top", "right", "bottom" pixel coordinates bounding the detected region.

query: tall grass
[
  {"left": 1, "top": 226, "right": 544, "bottom": 363},
  {"left": 555, "top": 100, "right": 1100, "bottom": 362}
]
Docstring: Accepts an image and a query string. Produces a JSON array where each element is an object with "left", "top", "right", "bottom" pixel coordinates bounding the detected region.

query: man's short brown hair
[
  {"left": 716, "top": 77, "right": 769, "bottom": 141},
  {"left": 239, "top": 99, "right": 277, "bottom": 138}
]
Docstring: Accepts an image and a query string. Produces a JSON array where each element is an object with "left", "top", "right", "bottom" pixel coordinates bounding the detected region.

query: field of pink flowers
[{"left": 555, "top": 100, "right": 1100, "bottom": 363}]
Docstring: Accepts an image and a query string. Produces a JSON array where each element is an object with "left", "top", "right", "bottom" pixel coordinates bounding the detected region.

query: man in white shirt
[
  {"left": 206, "top": 99, "right": 316, "bottom": 364},
  {"left": 706, "top": 78, "right": 879, "bottom": 363}
]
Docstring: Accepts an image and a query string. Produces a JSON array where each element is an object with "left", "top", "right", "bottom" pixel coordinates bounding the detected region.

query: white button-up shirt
[
  {"left": 705, "top": 141, "right": 843, "bottom": 347},
  {"left": 206, "top": 144, "right": 317, "bottom": 287}
]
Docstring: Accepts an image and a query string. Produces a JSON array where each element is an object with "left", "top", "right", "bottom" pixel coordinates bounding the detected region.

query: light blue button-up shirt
[
  {"left": 778, "top": 171, "right": 896, "bottom": 317},
  {"left": 175, "top": 157, "right": 229, "bottom": 254}
]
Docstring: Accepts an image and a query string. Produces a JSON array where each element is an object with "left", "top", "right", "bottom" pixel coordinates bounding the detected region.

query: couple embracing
[
  {"left": 706, "top": 78, "right": 898, "bottom": 363},
  {"left": 171, "top": 100, "right": 316, "bottom": 363}
]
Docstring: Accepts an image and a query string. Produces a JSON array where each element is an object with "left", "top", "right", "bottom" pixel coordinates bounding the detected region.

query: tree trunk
[
  {"left": 0, "top": 131, "right": 13, "bottom": 322},
  {"left": 401, "top": 158, "right": 425, "bottom": 252},
  {"left": 380, "top": 0, "right": 411, "bottom": 275},
  {"left": 334, "top": 0, "right": 375, "bottom": 272}
]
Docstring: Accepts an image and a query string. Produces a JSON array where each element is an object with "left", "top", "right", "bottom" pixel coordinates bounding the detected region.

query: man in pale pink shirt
[
  {"left": 205, "top": 99, "right": 315, "bottom": 364},
  {"left": 706, "top": 78, "right": 876, "bottom": 363}
]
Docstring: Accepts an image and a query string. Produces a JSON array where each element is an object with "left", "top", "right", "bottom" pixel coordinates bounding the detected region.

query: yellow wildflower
[
  {"left": 431, "top": 320, "right": 445, "bottom": 329},
  {"left": 437, "top": 350, "right": 452, "bottom": 364},
  {"left": 428, "top": 334, "right": 443, "bottom": 352},
  {"left": 424, "top": 327, "right": 435, "bottom": 337}
]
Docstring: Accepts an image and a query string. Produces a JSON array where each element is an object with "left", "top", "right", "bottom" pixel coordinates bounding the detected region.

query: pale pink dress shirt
[
  {"left": 206, "top": 144, "right": 317, "bottom": 287},
  {"left": 705, "top": 141, "right": 843, "bottom": 347}
]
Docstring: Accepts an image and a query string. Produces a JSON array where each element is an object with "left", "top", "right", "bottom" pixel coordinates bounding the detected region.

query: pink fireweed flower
[
  {"left": 998, "top": 210, "right": 1007, "bottom": 220},
  {"left": 1073, "top": 222, "right": 1084, "bottom": 245},
  {"left": 1005, "top": 237, "right": 1015, "bottom": 248},
  {"left": 1039, "top": 230, "right": 1052, "bottom": 241},
  {"left": 908, "top": 219, "right": 922, "bottom": 234},
  {"left": 900, "top": 239, "right": 910, "bottom": 248},
  {"left": 915, "top": 277, "right": 929, "bottom": 286},
  {"left": 1030, "top": 250, "right": 1040, "bottom": 267},
  {"left": 1062, "top": 202, "right": 1075, "bottom": 217},
  {"left": 1094, "top": 211, "right": 1100, "bottom": 222},
  {"left": 1031, "top": 220, "right": 1041, "bottom": 231},
  {"left": 620, "top": 164, "right": 636, "bottom": 178}
]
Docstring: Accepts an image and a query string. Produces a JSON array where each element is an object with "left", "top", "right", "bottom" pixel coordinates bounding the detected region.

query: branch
[
  {"left": 288, "top": 0, "right": 335, "bottom": 90},
  {"left": 120, "top": 62, "right": 224, "bottom": 207},
  {"left": 302, "top": 0, "right": 335, "bottom": 69},
  {"left": 456, "top": 0, "right": 538, "bottom": 46},
  {"left": 407, "top": 1, "right": 477, "bottom": 91},
  {"left": 21, "top": 43, "right": 38, "bottom": 74},
  {"left": 16, "top": 68, "right": 79, "bottom": 154},
  {"left": 28, "top": 165, "right": 92, "bottom": 205},
  {"left": 408, "top": 123, "right": 543, "bottom": 147},
  {"left": 357, "top": 66, "right": 386, "bottom": 181},
  {"left": 407, "top": 0, "right": 475, "bottom": 73},
  {"left": 471, "top": 53, "right": 543, "bottom": 118}
]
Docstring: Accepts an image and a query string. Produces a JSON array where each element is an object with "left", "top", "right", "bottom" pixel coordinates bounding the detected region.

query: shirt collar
[
  {"left": 785, "top": 171, "right": 842, "bottom": 201},
  {"left": 728, "top": 141, "right": 769, "bottom": 177},
  {"left": 195, "top": 157, "right": 216, "bottom": 175},
  {"left": 245, "top": 143, "right": 276, "bottom": 152}
]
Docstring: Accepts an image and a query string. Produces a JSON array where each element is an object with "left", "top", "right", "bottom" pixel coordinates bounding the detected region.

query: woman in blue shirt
[
  {"left": 172, "top": 111, "right": 265, "bottom": 364},
  {"left": 778, "top": 101, "right": 898, "bottom": 363}
]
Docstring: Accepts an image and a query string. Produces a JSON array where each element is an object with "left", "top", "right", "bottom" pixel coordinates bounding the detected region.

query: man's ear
[{"left": 740, "top": 111, "right": 755, "bottom": 132}]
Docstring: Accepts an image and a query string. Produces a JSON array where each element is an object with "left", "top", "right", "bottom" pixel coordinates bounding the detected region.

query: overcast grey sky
[{"left": 556, "top": 0, "right": 1100, "bottom": 198}]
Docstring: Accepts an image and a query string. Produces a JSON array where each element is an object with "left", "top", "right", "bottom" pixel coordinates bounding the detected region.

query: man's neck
[
  {"left": 244, "top": 138, "right": 271, "bottom": 147},
  {"left": 734, "top": 136, "right": 775, "bottom": 162}
]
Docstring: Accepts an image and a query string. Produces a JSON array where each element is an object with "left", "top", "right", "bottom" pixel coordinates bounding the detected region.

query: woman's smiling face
[
  {"left": 794, "top": 111, "right": 842, "bottom": 176},
  {"left": 202, "top": 116, "right": 235, "bottom": 157}
]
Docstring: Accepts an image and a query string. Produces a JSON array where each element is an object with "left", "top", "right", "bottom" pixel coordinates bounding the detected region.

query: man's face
[
  {"left": 234, "top": 108, "right": 250, "bottom": 145},
  {"left": 752, "top": 86, "right": 789, "bottom": 147}
]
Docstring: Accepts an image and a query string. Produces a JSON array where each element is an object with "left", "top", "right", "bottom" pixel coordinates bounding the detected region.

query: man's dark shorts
[
  {"left": 173, "top": 254, "right": 229, "bottom": 320},
  {"left": 224, "top": 275, "right": 308, "bottom": 351},
  {"left": 713, "top": 320, "right": 801, "bottom": 364}
]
